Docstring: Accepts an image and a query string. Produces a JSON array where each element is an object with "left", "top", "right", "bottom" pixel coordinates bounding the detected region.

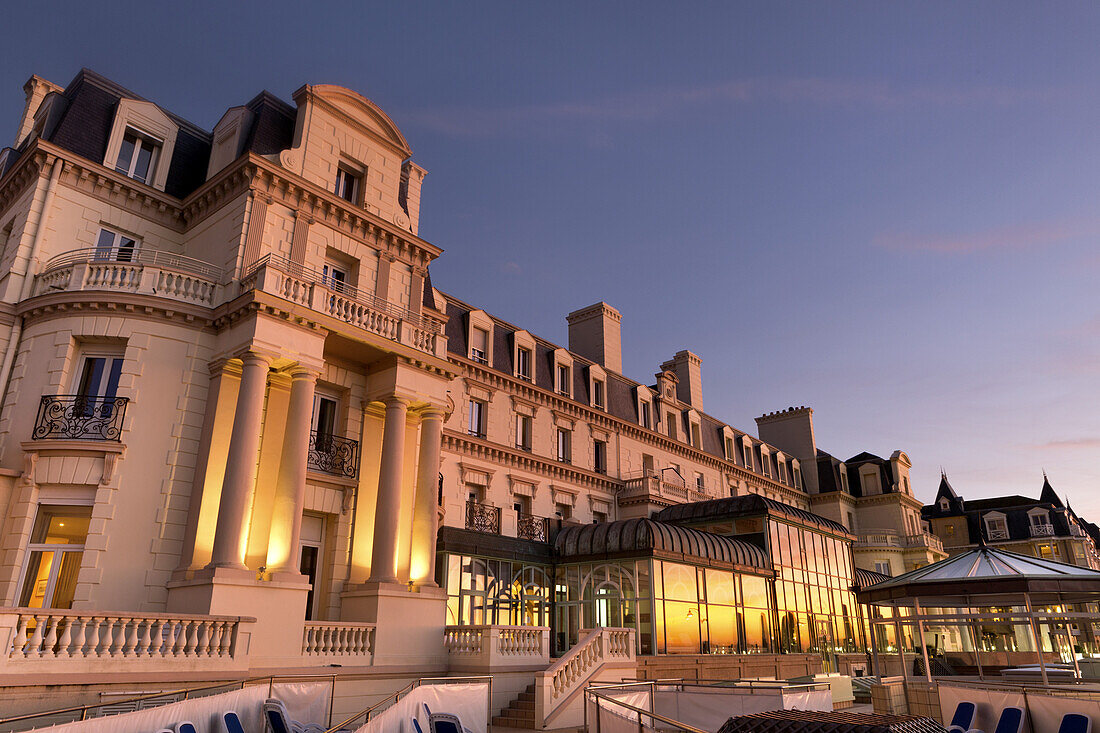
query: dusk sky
[{"left": 4, "top": 2, "right": 1099, "bottom": 514}]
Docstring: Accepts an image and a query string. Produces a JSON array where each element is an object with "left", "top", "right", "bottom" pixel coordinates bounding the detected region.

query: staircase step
[
  {"left": 513, "top": 700, "right": 535, "bottom": 711},
  {"left": 492, "top": 716, "right": 535, "bottom": 729},
  {"left": 497, "top": 710, "right": 535, "bottom": 723},
  {"left": 518, "top": 692, "right": 535, "bottom": 702}
]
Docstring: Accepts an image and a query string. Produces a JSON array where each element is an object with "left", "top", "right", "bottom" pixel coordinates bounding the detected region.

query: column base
[
  {"left": 340, "top": 581, "right": 447, "bottom": 668},
  {"left": 166, "top": 568, "right": 311, "bottom": 665}
]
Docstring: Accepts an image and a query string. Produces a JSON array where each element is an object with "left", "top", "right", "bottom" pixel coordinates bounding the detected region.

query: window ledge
[{"left": 21, "top": 439, "right": 126, "bottom": 454}]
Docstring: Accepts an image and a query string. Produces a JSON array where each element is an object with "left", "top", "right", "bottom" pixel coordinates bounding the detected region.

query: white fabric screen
[
  {"left": 354, "top": 682, "right": 489, "bottom": 733},
  {"left": 28, "top": 681, "right": 330, "bottom": 733}
]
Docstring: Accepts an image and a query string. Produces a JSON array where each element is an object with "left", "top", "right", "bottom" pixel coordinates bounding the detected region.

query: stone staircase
[{"left": 493, "top": 682, "right": 537, "bottom": 728}]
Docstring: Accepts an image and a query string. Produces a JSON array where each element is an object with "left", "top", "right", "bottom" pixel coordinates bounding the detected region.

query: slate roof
[{"left": 653, "top": 494, "right": 852, "bottom": 537}]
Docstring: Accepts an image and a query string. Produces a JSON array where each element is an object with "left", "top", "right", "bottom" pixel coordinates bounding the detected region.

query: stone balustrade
[
  {"left": 444, "top": 625, "right": 549, "bottom": 670},
  {"left": 535, "top": 627, "right": 636, "bottom": 729},
  {"left": 854, "top": 530, "right": 943, "bottom": 553},
  {"left": 0, "top": 608, "right": 255, "bottom": 678},
  {"left": 242, "top": 255, "right": 447, "bottom": 358},
  {"left": 35, "top": 249, "right": 222, "bottom": 308},
  {"left": 301, "top": 621, "right": 376, "bottom": 662},
  {"left": 619, "top": 473, "right": 709, "bottom": 505}
]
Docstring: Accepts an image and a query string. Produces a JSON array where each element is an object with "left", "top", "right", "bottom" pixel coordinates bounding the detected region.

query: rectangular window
[
  {"left": 470, "top": 327, "right": 489, "bottom": 364},
  {"left": 695, "top": 472, "right": 705, "bottom": 490},
  {"left": 873, "top": 561, "right": 891, "bottom": 576},
  {"left": 516, "top": 414, "right": 532, "bottom": 451},
  {"left": 555, "top": 503, "right": 571, "bottom": 520},
  {"left": 556, "top": 365, "right": 571, "bottom": 396},
  {"left": 74, "top": 354, "right": 124, "bottom": 402},
  {"left": 593, "top": 440, "right": 607, "bottom": 474},
  {"left": 592, "top": 379, "right": 605, "bottom": 409},
  {"left": 556, "top": 428, "right": 571, "bottom": 463},
  {"left": 19, "top": 505, "right": 92, "bottom": 609},
  {"left": 115, "top": 128, "right": 160, "bottom": 184},
  {"left": 516, "top": 347, "right": 532, "bottom": 381},
  {"left": 468, "top": 399, "right": 486, "bottom": 438},
  {"left": 312, "top": 395, "right": 338, "bottom": 441},
  {"left": 793, "top": 466, "right": 802, "bottom": 489},
  {"left": 725, "top": 437, "right": 735, "bottom": 461},
  {"left": 778, "top": 461, "right": 788, "bottom": 484},
  {"left": 592, "top": 511, "right": 607, "bottom": 524},
  {"left": 761, "top": 453, "right": 771, "bottom": 478},
  {"left": 742, "top": 443, "right": 753, "bottom": 470},
  {"left": 322, "top": 263, "right": 350, "bottom": 294},
  {"left": 690, "top": 423, "right": 701, "bottom": 448},
  {"left": 94, "top": 228, "right": 139, "bottom": 262},
  {"left": 666, "top": 413, "right": 678, "bottom": 440},
  {"left": 335, "top": 166, "right": 361, "bottom": 203},
  {"left": 639, "top": 401, "right": 651, "bottom": 429}
]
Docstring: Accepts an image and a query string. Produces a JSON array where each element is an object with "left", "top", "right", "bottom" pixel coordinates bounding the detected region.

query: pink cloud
[
  {"left": 399, "top": 77, "right": 1069, "bottom": 137},
  {"left": 873, "top": 217, "right": 1100, "bottom": 254},
  {"left": 1029, "top": 438, "right": 1100, "bottom": 450}
]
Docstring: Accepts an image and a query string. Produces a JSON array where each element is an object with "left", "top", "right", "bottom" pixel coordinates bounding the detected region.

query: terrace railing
[
  {"left": 466, "top": 501, "right": 501, "bottom": 535},
  {"left": 307, "top": 430, "right": 360, "bottom": 479},
  {"left": 241, "top": 255, "right": 446, "bottom": 358},
  {"left": 32, "top": 395, "right": 128, "bottom": 441},
  {"left": 517, "top": 511, "right": 548, "bottom": 542}
]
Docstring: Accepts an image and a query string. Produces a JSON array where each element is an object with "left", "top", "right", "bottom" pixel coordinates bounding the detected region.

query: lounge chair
[
  {"left": 947, "top": 701, "right": 977, "bottom": 733},
  {"left": 1059, "top": 713, "right": 1093, "bottom": 733},
  {"left": 428, "top": 713, "right": 462, "bottom": 733},
  {"left": 263, "top": 698, "right": 325, "bottom": 733},
  {"left": 985, "top": 706, "right": 1024, "bottom": 733},
  {"left": 219, "top": 711, "right": 246, "bottom": 733},
  {"left": 175, "top": 723, "right": 198, "bottom": 733}
]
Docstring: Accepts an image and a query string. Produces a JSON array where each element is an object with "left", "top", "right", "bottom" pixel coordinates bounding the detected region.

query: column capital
[
  {"left": 418, "top": 405, "right": 447, "bottom": 422},
  {"left": 383, "top": 395, "right": 411, "bottom": 409},
  {"left": 237, "top": 350, "right": 276, "bottom": 368},
  {"left": 285, "top": 364, "right": 322, "bottom": 382}
]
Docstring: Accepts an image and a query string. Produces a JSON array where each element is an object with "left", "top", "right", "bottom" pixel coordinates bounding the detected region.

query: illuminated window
[{"left": 19, "top": 505, "right": 92, "bottom": 609}]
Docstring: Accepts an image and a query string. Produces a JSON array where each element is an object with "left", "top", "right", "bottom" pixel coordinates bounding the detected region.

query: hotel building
[{"left": 0, "top": 68, "right": 1043, "bottom": 723}]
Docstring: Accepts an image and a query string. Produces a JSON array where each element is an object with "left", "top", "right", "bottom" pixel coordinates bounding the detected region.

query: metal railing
[
  {"left": 323, "top": 675, "right": 492, "bottom": 733},
  {"left": 517, "top": 511, "right": 548, "bottom": 542},
  {"left": 32, "top": 394, "right": 128, "bottom": 441},
  {"left": 1030, "top": 523, "right": 1056, "bottom": 537},
  {"left": 585, "top": 683, "right": 708, "bottom": 733},
  {"left": 466, "top": 501, "right": 501, "bottom": 534},
  {"left": 306, "top": 430, "right": 360, "bottom": 479},
  {"left": 40, "top": 248, "right": 223, "bottom": 281}
]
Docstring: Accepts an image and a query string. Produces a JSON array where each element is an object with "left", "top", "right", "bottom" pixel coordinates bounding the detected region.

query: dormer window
[
  {"left": 516, "top": 347, "right": 531, "bottom": 381},
  {"left": 592, "top": 379, "right": 605, "bottom": 408},
  {"left": 467, "top": 310, "right": 494, "bottom": 368},
  {"left": 335, "top": 166, "right": 361, "bottom": 203},
  {"left": 985, "top": 513, "right": 1008, "bottom": 541},
  {"left": 115, "top": 128, "right": 161, "bottom": 184},
  {"left": 939, "top": 498, "right": 950, "bottom": 511},
  {"left": 742, "top": 441, "right": 753, "bottom": 471},
  {"left": 470, "top": 327, "right": 489, "bottom": 364},
  {"left": 639, "top": 400, "right": 651, "bottom": 429}
]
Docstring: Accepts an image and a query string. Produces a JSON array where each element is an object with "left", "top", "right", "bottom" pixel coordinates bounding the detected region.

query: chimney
[
  {"left": 755, "top": 406, "right": 818, "bottom": 493},
  {"left": 660, "top": 350, "right": 703, "bottom": 409},
  {"left": 567, "top": 302, "right": 622, "bottom": 374}
]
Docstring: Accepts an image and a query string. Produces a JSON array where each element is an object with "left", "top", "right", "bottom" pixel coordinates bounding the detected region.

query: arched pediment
[{"left": 301, "top": 84, "right": 411, "bottom": 155}]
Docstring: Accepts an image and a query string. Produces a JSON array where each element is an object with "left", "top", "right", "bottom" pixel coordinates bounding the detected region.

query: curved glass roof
[{"left": 555, "top": 518, "right": 770, "bottom": 572}]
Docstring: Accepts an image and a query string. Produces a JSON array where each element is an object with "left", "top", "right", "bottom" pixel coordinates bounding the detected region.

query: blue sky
[{"left": 3, "top": 2, "right": 1099, "bottom": 514}]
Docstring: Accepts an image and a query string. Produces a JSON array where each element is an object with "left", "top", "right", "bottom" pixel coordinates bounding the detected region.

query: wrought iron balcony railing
[
  {"left": 517, "top": 511, "right": 548, "bottom": 542},
  {"left": 307, "top": 430, "right": 360, "bottom": 479},
  {"left": 32, "top": 395, "right": 128, "bottom": 441},
  {"left": 466, "top": 501, "right": 501, "bottom": 535}
]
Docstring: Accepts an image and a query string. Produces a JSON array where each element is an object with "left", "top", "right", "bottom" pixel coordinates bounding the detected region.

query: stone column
[
  {"left": 409, "top": 407, "right": 445, "bottom": 586},
  {"left": 268, "top": 366, "right": 319, "bottom": 574},
  {"left": 208, "top": 352, "right": 271, "bottom": 570},
  {"left": 368, "top": 396, "right": 408, "bottom": 584}
]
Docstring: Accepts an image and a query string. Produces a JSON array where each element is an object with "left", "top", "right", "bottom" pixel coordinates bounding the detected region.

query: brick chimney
[
  {"left": 660, "top": 350, "right": 703, "bottom": 409},
  {"left": 567, "top": 302, "right": 622, "bottom": 374},
  {"left": 755, "top": 406, "right": 818, "bottom": 493}
]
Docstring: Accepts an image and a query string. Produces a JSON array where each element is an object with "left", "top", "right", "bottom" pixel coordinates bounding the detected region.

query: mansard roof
[
  {"left": 554, "top": 518, "right": 770, "bottom": 572},
  {"left": 1040, "top": 475, "right": 1064, "bottom": 508}
]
